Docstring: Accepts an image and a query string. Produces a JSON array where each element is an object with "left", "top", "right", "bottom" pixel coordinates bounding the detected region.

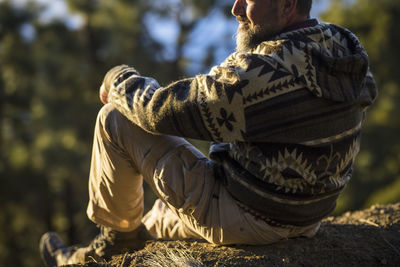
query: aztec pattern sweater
[{"left": 108, "top": 22, "right": 378, "bottom": 226}]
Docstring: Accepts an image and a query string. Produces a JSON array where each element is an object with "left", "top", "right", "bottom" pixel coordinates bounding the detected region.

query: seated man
[{"left": 40, "top": 0, "right": 377, "bottom": 266}]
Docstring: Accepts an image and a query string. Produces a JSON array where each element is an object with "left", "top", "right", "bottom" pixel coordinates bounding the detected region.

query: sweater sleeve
[
  {"left": 108, "top": 49, "right": 306, "bottom": 142},
  {"left": 108, "top": 54, "right": 253, "bottom": 142}
]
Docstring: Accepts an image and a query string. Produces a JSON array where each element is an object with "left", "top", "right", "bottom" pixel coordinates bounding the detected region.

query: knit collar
[{"left": 279, "top": 18, "right": 319, "bottom": 35}]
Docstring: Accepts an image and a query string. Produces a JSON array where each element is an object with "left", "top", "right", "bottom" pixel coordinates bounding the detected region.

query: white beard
[{"left": 235, "top": 24, "right": 279, "bottom": 52}]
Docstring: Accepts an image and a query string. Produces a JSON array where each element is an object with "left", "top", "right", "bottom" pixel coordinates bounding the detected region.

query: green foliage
[
  {"left": 0, "top": 0, "right": 231, "bottom": 265},
  {"left": 321, "top": 0, "right": 400, "bottom": 214}
]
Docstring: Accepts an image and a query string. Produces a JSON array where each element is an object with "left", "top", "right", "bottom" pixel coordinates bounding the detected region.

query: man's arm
[{"left": 102, "top": 51, "right": 308, "bottom": 143}]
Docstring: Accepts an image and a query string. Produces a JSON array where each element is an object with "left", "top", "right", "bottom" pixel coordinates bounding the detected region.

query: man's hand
[
  {"left": 99, "top": 65, "right": 139, "bottom": 104},
  {"left": 99, "top": 83, "right": 109, "bottom": 104}
]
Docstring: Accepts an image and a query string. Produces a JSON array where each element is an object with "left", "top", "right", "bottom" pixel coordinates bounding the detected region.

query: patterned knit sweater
[{"left": 108, "top": 22, "right": 378, "bottom": 226}]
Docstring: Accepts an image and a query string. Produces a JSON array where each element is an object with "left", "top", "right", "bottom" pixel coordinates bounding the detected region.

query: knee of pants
[
  {"left": 97, "top": 103, "right": 118, "bottom": 127},
  {"left": 96, "top": 103, "right": 129, "bottom": 143}
]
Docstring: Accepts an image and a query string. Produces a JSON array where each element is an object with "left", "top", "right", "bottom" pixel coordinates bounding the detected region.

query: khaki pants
[{"left": 86, "top": 104, "right": 320, "bottom": 245}]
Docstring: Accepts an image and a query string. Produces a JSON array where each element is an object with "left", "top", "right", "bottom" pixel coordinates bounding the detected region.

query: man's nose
[{"left": 232, "top": 0, "right": 246, "bottom": 17}]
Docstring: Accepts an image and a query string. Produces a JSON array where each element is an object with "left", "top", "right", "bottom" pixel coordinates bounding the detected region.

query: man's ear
[{"left": 282, "top": 0, "right": 298, "bottom": 18}]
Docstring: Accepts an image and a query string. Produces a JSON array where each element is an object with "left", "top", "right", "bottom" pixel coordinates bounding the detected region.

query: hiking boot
[
  {"left": 40, "top": 224, "right": 153, "bottom": 266},
  {"left": 39, "top": 232, "right": 78, "bottom": 267}
]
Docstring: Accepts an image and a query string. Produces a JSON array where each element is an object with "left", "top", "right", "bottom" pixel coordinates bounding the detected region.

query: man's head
[{"left": 232, "top": 0, "right": 312, "bottom": 52}]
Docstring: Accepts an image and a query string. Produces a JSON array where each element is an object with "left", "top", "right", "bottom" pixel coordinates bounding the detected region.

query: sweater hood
[{"left": 253, "top": 23, "right": 378, "bottom": 107}]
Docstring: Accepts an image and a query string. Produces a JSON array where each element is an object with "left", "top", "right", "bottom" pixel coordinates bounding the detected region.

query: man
[{"left": 40, "top": 0, "right": 378, "bottom": 266}]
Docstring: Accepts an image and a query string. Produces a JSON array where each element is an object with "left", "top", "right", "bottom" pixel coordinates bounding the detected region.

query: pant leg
[
  {"left": 86, "top": 104, "right": 145, "bottom": 232},
  {"left": 86, "top": 103, "right": 207, "bottom": 233}
]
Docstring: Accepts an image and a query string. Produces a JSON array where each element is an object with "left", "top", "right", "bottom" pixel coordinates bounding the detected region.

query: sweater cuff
[{"left": 101, "top": 65, "right": 140, "bottom": 94}]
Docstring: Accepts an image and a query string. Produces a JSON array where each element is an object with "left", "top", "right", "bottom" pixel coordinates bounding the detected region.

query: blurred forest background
[{"left": 0, "top": 0, "right": 399, "bottom": 266}]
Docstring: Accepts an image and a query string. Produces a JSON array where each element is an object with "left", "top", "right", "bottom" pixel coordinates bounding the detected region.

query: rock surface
[{"left": 71, "top": 203, "right": 400, "bottom": 266}]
